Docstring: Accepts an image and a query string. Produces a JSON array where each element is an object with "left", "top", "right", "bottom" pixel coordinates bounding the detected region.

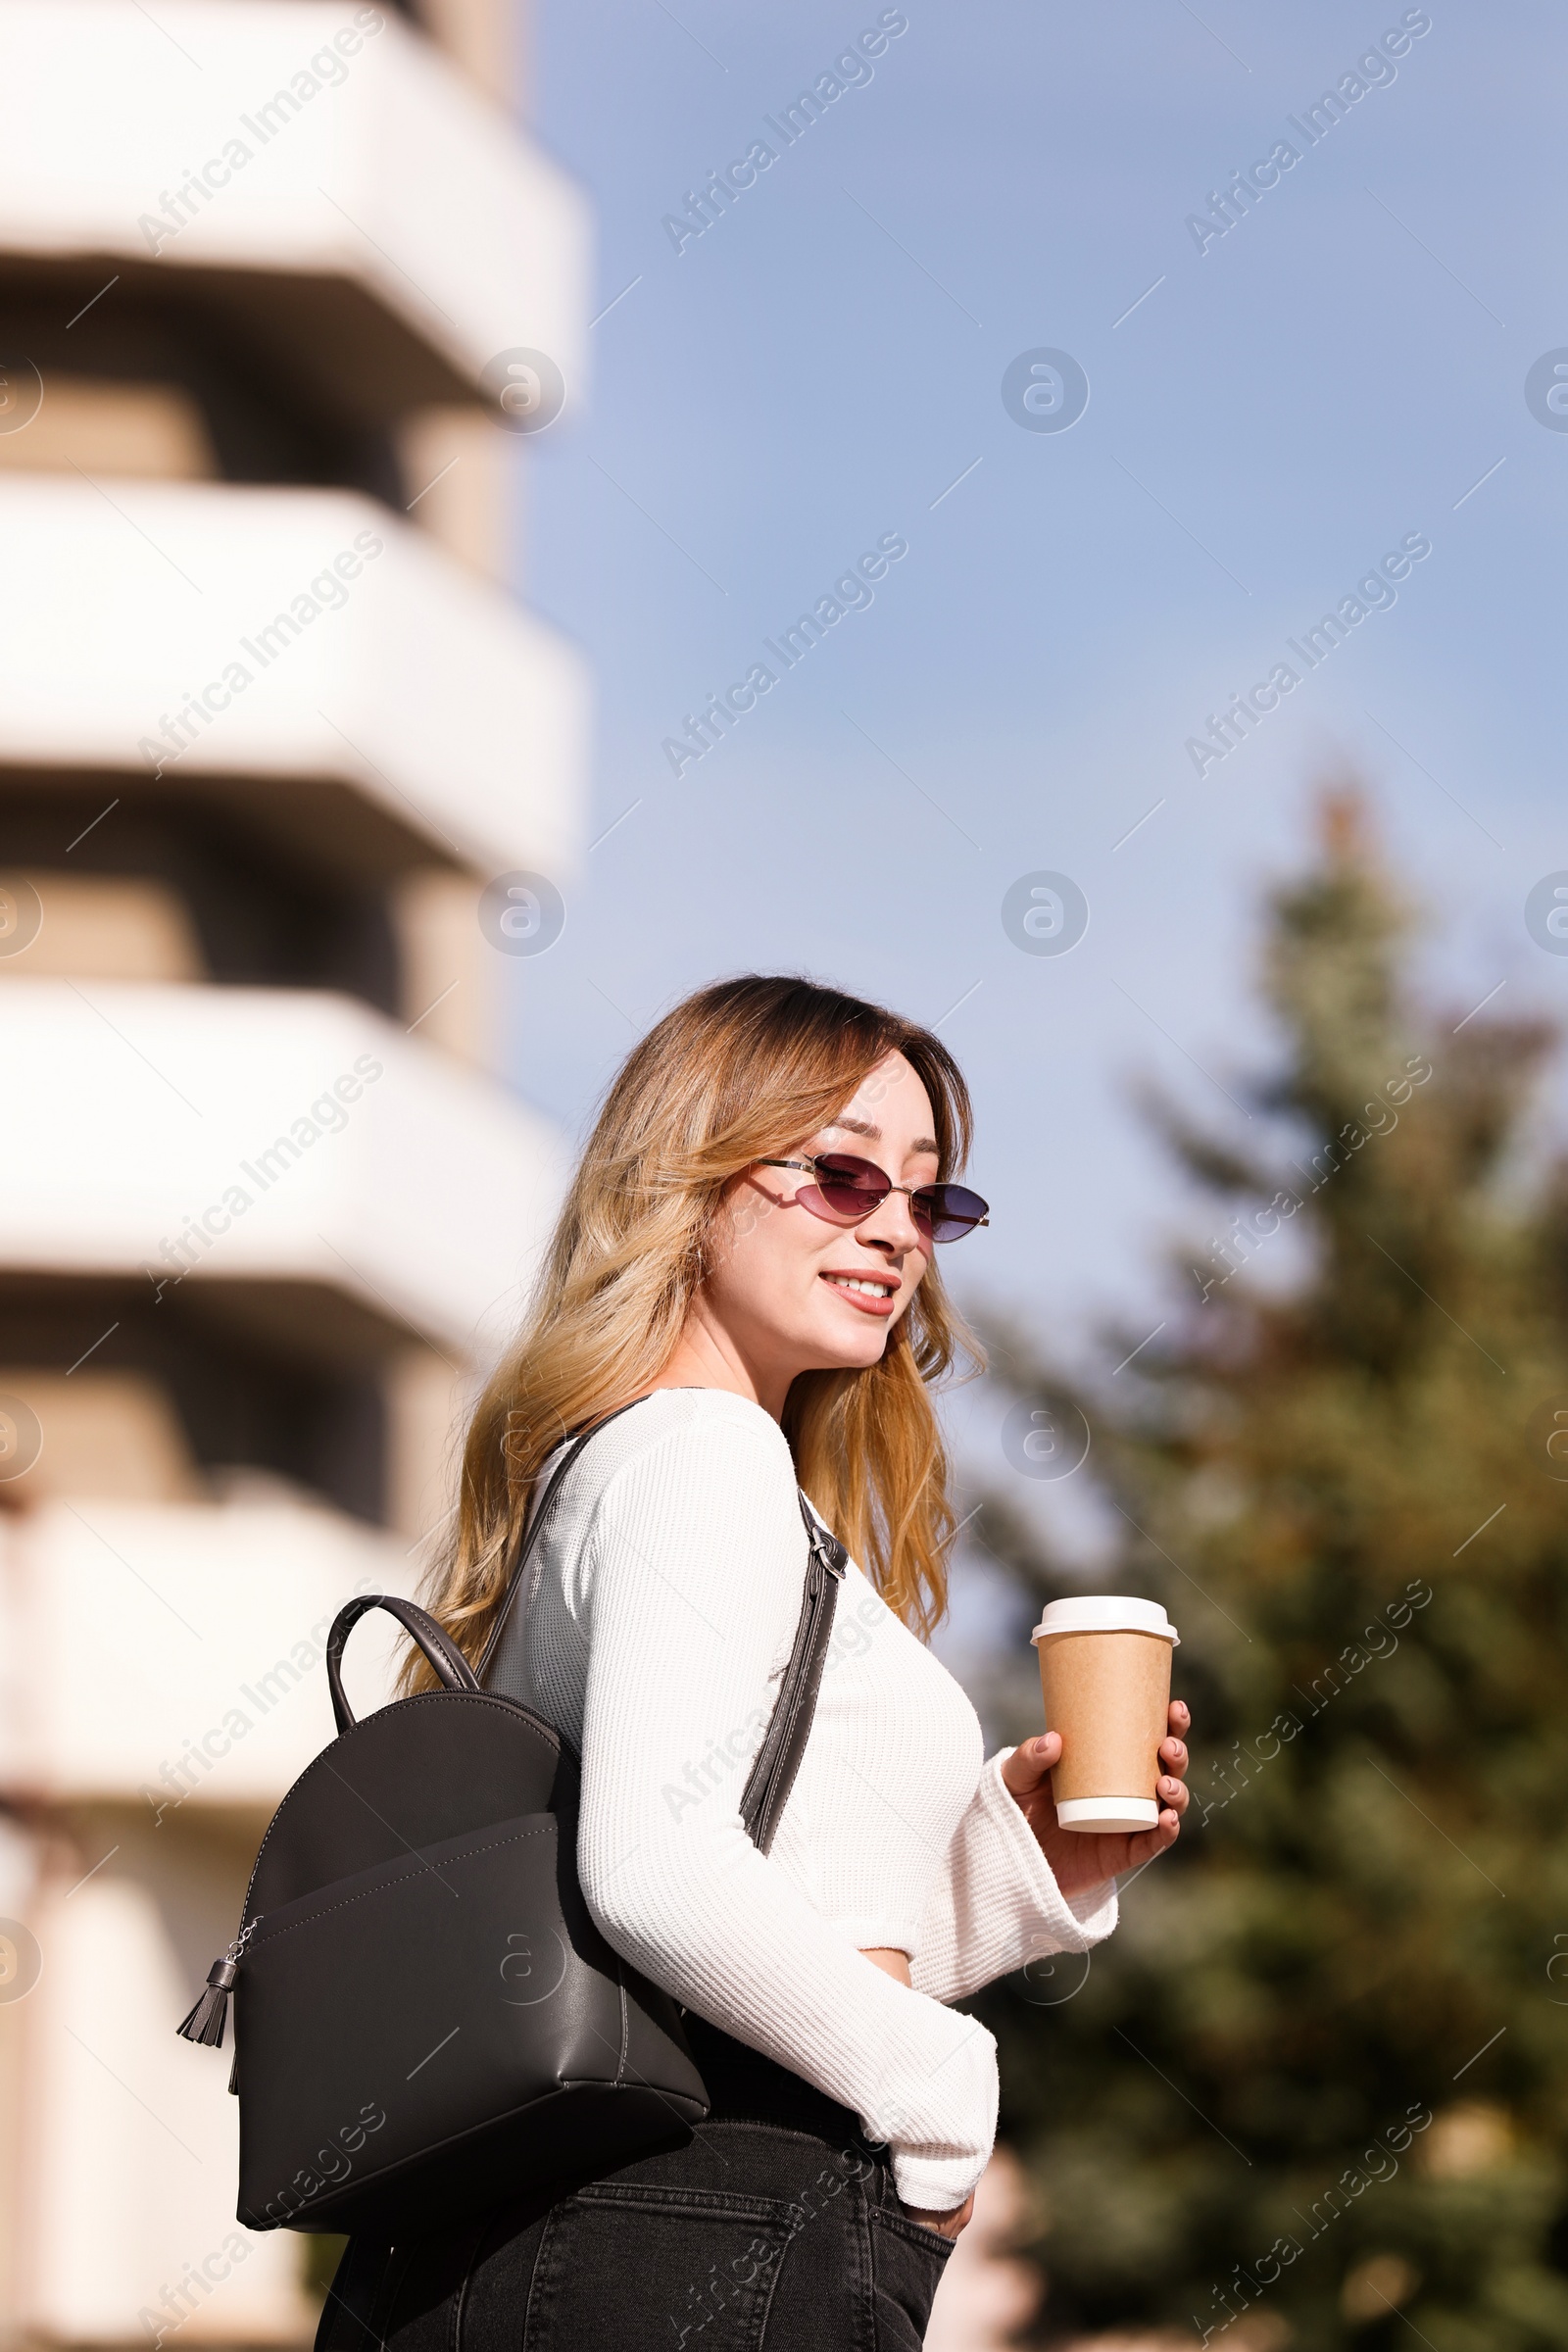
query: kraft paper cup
[{"left": 1030, "top": 1596, "right": 1179, "bottom": 1834}]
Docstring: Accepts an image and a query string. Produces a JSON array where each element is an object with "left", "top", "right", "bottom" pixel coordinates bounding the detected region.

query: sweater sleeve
[
  {"left": 908, "top": 1749, "right": 1120, "bottom": 2003},
  {"left": 575, "top": 1418, "right": 999, "bottom": 2214}
]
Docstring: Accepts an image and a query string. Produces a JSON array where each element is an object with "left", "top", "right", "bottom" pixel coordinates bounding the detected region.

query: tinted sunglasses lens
[
  {"left": 913, "top": 1183, "right": 989, "bottom": 1243},
  {"left": 810, "top": 1153, "right": 891, "bottom": 1217}
]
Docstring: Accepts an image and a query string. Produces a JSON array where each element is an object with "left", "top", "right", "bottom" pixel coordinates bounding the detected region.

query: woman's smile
[{"left": 819, "top": 1269, "right": 901, "bottom": 1315}]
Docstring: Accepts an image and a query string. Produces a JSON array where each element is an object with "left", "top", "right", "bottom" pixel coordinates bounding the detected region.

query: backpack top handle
[{"left": 326, "top": 1593, "right": 481, "bottom": 1736}]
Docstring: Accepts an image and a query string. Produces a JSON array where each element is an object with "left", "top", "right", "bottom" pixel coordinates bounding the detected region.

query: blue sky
[{"left": 495, "top": 0, "right": 1567, "bottom": 1613}]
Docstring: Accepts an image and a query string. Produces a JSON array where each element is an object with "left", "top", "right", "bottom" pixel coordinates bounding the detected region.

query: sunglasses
[{"left": 756, "top": 1153, "right": 991, "bottom": 1245}]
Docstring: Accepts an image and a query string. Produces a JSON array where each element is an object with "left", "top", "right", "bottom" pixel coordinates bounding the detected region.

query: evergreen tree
[{"left": 972, "top": 795, "right": 1568, "bottom": 2351}]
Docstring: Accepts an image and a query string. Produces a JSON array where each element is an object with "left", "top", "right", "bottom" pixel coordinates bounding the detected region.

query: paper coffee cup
[{"left": 1030, "top": 1595, "right": 1179, "bottom": 1834}]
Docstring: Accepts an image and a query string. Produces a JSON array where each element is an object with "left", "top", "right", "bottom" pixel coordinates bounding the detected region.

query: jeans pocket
[
  {"left": 867, "top": 2208, "right": 955, "bottom": 2352},
  {"left": 523, "top": 2180, "right": 797, "bottom": 2350}
]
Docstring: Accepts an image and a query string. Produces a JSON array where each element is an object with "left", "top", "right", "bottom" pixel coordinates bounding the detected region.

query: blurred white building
[{"left": 0, "top": 2, "right": 588, "bottom": 2341}]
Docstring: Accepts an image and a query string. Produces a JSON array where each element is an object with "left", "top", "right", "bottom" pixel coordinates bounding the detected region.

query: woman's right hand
[{"left": 904, "top": 2189, "right": 974, "bottom": 2241}]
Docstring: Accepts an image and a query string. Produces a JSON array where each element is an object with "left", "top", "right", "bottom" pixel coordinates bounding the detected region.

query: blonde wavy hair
[{"left": 412, "top": 974, "right": 983, "bottom": 1684}]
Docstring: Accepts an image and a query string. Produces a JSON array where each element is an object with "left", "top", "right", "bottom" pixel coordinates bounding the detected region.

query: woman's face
[{"left": 704, "top": 1051, "right": 940, "bottom": 1384}]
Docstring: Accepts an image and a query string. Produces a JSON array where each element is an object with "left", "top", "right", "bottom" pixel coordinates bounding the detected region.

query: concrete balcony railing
[
  {"left": 0, "top": 1492, "right": 416, "bottom": 1806},
  {"left": 0, "top": 473, "right": 588, "bottom": 880},
  {"left": 0, "top": 0, "right": 589, "bottom": 421},
  {"left": 0, "top": 979, "right": 565, "bottom": 1357},
  {"left": 0, "top": 1494, "right": 419, "bottom": 2347}
]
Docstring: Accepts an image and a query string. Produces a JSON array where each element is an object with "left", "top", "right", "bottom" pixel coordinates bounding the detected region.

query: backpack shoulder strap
[
  {"left": 476, "top": 1398, "right": 847, "bottom": 1856},
  {"left": 474, "top": 1397, "right": 647, "bottom": 1685},
  {"left": 740, "top": 1494, "right": 846, "bottom": 1855}
]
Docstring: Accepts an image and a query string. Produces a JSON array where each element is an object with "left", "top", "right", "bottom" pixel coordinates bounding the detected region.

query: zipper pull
[{"left": 175, "top": 1921, "right": 256, "bottom": 2050}]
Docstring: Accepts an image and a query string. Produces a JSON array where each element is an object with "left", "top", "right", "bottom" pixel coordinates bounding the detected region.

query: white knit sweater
[{"left": 482, "top": 1388, "right": 1119, "bottom": 2211}]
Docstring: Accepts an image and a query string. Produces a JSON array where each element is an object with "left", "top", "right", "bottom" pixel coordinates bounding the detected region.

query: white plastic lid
[{"left": 1031, "top": 1594, "right": 1179, "bottom": 1645}]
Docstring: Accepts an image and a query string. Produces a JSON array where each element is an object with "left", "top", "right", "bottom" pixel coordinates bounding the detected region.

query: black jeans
[{"left": 316, "top": 2017, "right": 954, "bottom": 2351}]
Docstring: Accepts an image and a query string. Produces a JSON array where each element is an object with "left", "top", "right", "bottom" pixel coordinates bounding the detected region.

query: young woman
[{"left": 326, "top": 974, "right": 1189, "bottom": 2352}]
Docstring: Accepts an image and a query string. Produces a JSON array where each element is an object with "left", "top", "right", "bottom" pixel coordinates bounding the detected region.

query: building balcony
[
  {"left": 0, "top": 0, "right": 589, "bottom": 427},
  {"left": 0, "top": 1493, "right": 419, "bottom": 2345},
  {"left": 0, "top": 1492, "right": 416, "bottom": 1807},
  {"left": 0, "top": 473, "right": 588, "bottom": 884},
  {"left": 0, "top": 980, "right": 564, "bottom": 1361}
]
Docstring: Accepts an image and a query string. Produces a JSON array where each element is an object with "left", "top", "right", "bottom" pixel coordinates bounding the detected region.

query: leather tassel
[{"left": 177, "top": 1955, "right": 238, "bottom": 2048}]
